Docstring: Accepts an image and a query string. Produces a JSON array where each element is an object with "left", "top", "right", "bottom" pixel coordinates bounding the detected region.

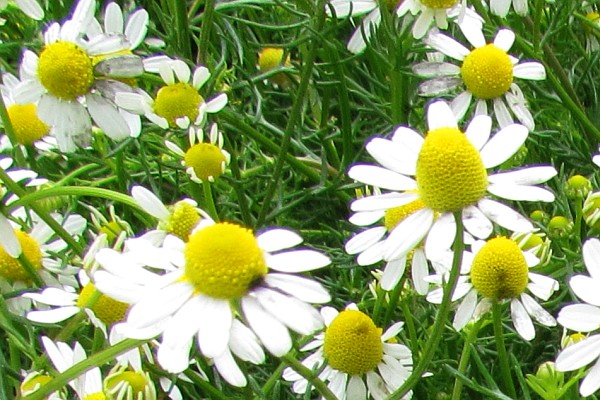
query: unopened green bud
[
  {"left": 547, "top": 216, "right": 573, "bottom": 239},
  {"left": 583, "top": 191, "right": 600, "bottom": 230},
  {"left": 565, "top": 175, "right": 591, "bottom": 199},
  {"left": 530, "top": 210, "right": 549, "bottom": 224},
  {"left": 511, "top": 230, "right": 552, "bottom": 266}
]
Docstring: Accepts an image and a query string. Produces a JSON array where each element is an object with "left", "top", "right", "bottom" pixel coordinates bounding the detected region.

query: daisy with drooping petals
[
  {"left": 487, "top": 0, "right": 528, "bottom": 17},
  {"left": 165, "top": 123, "right": 231, "bottom": 183},
  {"left": 0, "top": 0, "right": 44, "bottom": 20},
  {"left": 327, "top": 0, "right": 481, "bottom": 53},
  {"left": 13, "top": 0, "right": 145, "bottom": 152},
  {"left": 426, "top": 237, "right": 558, "bottom": 340},
  {"left": 414, "top": 27, "right": 546, "bottom": 130},
  {"left": 116, "top": 59, "right": 228, "bottom": 130},
  {"left": 347, "top": 100, "right": 556, "bottom": 273},
  {"left": 283, "top": 304, "right": 413, "bottom": 400},
  {"left": 555, "top": 238, "right": 600, "bottom": 396},
  {"left": 93, "top": 218, "right": 331, "bottom": 384}
]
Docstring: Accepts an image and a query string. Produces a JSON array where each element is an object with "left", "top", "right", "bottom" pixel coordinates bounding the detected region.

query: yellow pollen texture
[
  {"left": 184, "top": 143, "right": 226, "bottom": 182},
  {"left": 470, "top": 237, "right": 529, "bottom": 300},
  {"left": 76, "top": 283, "right": 129, "bottom": 325},
  {"left": 461, "top": 44, "right": 513, "bottom": 99},
  {"left": 153, "top": 83, "right": 202, "bottom": 127},
  {"left": 323, "top": 310, "right": 383, "bottom": 375},
  {"left": 105, "top": 371, "right": 148, "bottom": 395},
  {"left": 37, "top": 41, "right": 94, "bottom": 100},
  {"left": 82, "top": 393, "right": 106, "bottom": 400},
  {"left": 416, "top": 127, "right": 488, "bottom": 213},
  {"left": 258, "top": 48, "right": 291, "bottom": 87},
  {"left": 7, "top": 104, "right": 50, "bottom": 145},
  {"left": 419, "top": 0, "right": 458, "bottom": 8},
  {"left": 0, "top": 230, "right": 42, "bottom": 282},
  {"left": 166, "top": 201, "right": 201, "bottom": 241},
  {"left": 184, "top": 222, "right": 268, "bottom": 299},
  {"left": 384, "top": 199, "right": 426, "bottom": 231}
]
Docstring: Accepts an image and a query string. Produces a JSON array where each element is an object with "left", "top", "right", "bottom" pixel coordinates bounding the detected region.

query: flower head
[
  {"left": 414, "top": 27, "right": 546, "bottom": 130},
  {"left": 0, "top": 0, "right": 44, "bottom": 20},
  {"left": 283, "top": 304, "right": 413, "bottom": 399}
]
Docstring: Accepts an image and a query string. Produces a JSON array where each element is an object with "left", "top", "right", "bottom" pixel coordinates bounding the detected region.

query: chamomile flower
[
  {"left": 414, "top": 27, "right": 546, "bottom": 130},
  {"left": 555, "top": 238, "right": 600, "bottom": 396},
  {"left": 165, "top": 123, "right": 230, "bottom": 183},
  {"left": 347, "top": 101, "right": 556, "bottom": 270},
  {"left": 14, "top": 0, "right": 145, "bottom": 152},
  {"left": 0, "top": 0, "right": 43, "bottom": 20},
  {"left": 131, "top": 185, "right": 209, "bottom": 242},
  {"left": 283, "top": 304, "right": 413, "bottom": 400},
  {"left": 93, "top": 219, "right": 331, "bottom": 381},
  {"left": 116, "top": 59, "right": 228, "bottom": 130},
  {"left": 487, "top": 0, "right": 528, "bottom": 17},
  {"left": 327, "top": 0, "right": 481, "bottom": 53},
  {"left": 86, "top": 2, "right": 149, "bottom": 52},
  {"left": 426, "top": 237, "right": 558, "bottom": 340}
]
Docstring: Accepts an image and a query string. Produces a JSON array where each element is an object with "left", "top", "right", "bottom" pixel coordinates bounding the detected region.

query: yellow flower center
[
  {"left": 20, "top": 374, "right": 52, "bottom": 395},
  {"left": 76, "top": 283, "right": 129, "bottom": 325},
  {"left": 37, "top": 41, "right": 94, "bottom": 100},
  {"left": 461, "top": 44, "right": 513, "bottom": 99},
  {"left": 6, "top": 104, "right": 50, "bottom": 145},
  {"left": 470, "top": 237, "right": 529, "bottom": 300},
  {"left": 83, "top": 393, "right": 106, "bottom": 400},
  {"left": 184, "top": 223, "right": 268, "bottom": 299},
  {"left": 164, "top": 201, "right": 201, "bottom": 241},
  {"left": 323, "top": 310, "right": 383, "bottom": 375},
  {"left": 153, "top": 83, "right": 202, "bottom": 127},
  {"left": 419, "top": 0, "right": 458, "bottom": 8},
  {"left": 105, "top": 370, "right": 148, "bottom": 396},
  {"left": 0, "top": 230, "right": 42, "bottom": 282},
  {"left": 184, "top": 143, "right": 226, "bottom": 182},
  {"left": 416, "top": 127, "right": 488, "bottom": 213},
  {"left": 384, "top": 199, "right": 427, "bottom": 231},
  {"left": 586, "top": 12, "right": 600, "bottom": 32},
  {"left": 258, "top": 48, "right": 288, "bottom": 72}
]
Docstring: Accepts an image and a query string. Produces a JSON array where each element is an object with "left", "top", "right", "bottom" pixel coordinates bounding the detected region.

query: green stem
[
  {"left": 19, "top": 339, "right": 147, "bottom": 400},
  {"left": 399, "top": 297, "right": 419, "bottom": 354},
  {"left": 0, "top": 168, "right": 84, "bottom": 256},
  {"left": 182, "top": 369, "right": 232, "bottom": 400},
  {"left": 201, "top": 180, "right": 219, "bottom": 221},
  {"left": 18, "top": 254, "right": 44, "bottom": 288},
  {"left": 261, "top": 362, "right": 286, "bottom": 397},
  {"left": 255, "top": 1, "right": 327, "bottom": 227},
  {"left": 171, "top": 0, "right": 192, "bottom": 59},
  {"left": 383, "top": 275, "right": 406, "bottom": 327},
  {"left": 386, "top": 211, "right": 465, "bottom": 399},
  {"left": 492, "top": 301, "right": 517, "bottom": 398},
  {"left": 0, "top": 85, "right": 27, "bottom": 167},
  {"left": 280, "top": 353, "right": 338, "bottom": 400},
  {"left": 198, "top": 0, "right": 216, "bottom": 65},
  {"left": 451, "top": 319, "right": 483, "bottom": 400}
]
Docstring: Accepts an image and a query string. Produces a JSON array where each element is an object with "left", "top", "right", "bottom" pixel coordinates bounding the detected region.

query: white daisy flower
[
  {"left": 487, "top": 0, "right": 528, "bottom": 17},
  {"left": 555, "top": 238, "right": 600, "bottom": 396},
  {"left": 93, "top": 219, "right": 331, "bottom": 385},
  {"left": 283, "top": 304, "right": 413, "bottom": 400},
  {"left": 326, "top": 0, "right": 481, "bottom": 53},
  {"left": 86, "top": 2, "right": 149, "bottom": 51},
  {"left": 347, "top": 101, "right": 556, "bottom": 271},
  {"left": 0, "top": 0, "right": 44, "bottom": 20},
  {"left": 414, "top": 27, "right": 546, "bottom": 130},
  {"left": 165, "top": 123, "right": 231, "bottom": 183},
  {"left": 426, "top": 237, "right": 558, "bottom": 340},
  {"left": 116, "top": 59, "right": 228, "bottom": 130},
  {"left": 13, "top": 0, "right": 145, "bottom": 152},
  {"left": 131, "top": 185, "right": 209, "bottom": 242}
]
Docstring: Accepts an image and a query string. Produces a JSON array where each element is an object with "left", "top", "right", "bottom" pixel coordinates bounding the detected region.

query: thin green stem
[
  {"left": 255, "top": 1, "right": 327, "bottom": 227},
  {"left": 202, "top": 180, "right": 219, "bottom": 221},
  {"left": 261, "top": 362, "right": 286, "bottom": 397},
  {"left": 451, "top": 319, "right": 483, "bottom": 400},
  {"left": 386, "top": 211, "right": 465, "bottom": 400},
  {"left": 280, "top": 353, "right": 338, "bottom": 400},
  {"left": 492, "top": 301, "right": 517, "bottom": 398},
  {"left": 171, "top": 0, "right": 192, "bottom": 59},
  {"left": 182, "top": 369, "right": 232, "bottom": 400},
  {"left": 399, "top": 297, "right": 419, "bottom": 353},
  {"left": 383, "top": 275, "right": 406, "bottom": 327},
  {"left": 19, "top": 339, "right": 147, "bottom": 400},
  {"left": 18, "top": 254, "right": 44, "bottom": 288},
  {"left": 198, "top": 0, "right": 216, "bottom": 65}
]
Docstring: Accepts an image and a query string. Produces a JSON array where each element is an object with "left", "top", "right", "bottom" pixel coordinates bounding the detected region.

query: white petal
[
  {"left": 214, "top": 350, "right": 247, "bottom": 387},
  {"left": 124, "top": 9, "right": 149, "bottom": 49},
  {"left": 557, "top": 304, "right": 600, "bottom": 332},
  {"left": 242, "top": 297, "right": 291, "bottom": 356},
  {"left": 345, "top": 227, "right": 387, "bottom": 255},
  {"left": 351, "top": 192, "right": 419, "bottom": 212},
  {"left": 412, "top": 62, "right": 460, "bottom": 78},
  {"left": 27, "top": 307, "right": 80, "bottom": 323},
  {"left": 479, "top": 124, "right": 528, "bottom": 168},
  {"left": 348, "top": 165, "right": 416, "bottom": 191},
  {"left": 381, "top": 257, "right": 407, "bottom": 291},
  {"left": 349, "top": 211, "right": 384, "bottom": 226},
  {"left": 127, "top": 282, "right": 193, "bottom": 328},
  {"left": 0, "top": 214, "right": 20, "bottom": 257},
  {"left": 584, "top": 239, "right": 600, "bottom": 281},
  {"left": 264, "top": 273, "right": 330, "bottom": 303},
  {"left": 257, "top": 229, "right": 302, "bottom": 252},
  {"left": 368, "top": 133, "right": 421, "bottom": 176},
  {"left": 411, "top": 249, "right": 429, "bottom": 295},
  {"left": 357, "top": 240, "right": 385, "bottom": 265},
  {"left": 424, "top": 213, "right": 456, "bottom": 258},
  {"left": 569, "top": 275, "right": 600, "bottom": 307},
  {"left": 520, "top": 293, "right": 555, "bottom": 327},
  {"left": 581, "top": 358, "right": 600, "bottom": 397},
  {"left": 465, "top": 115, "right": 492, "bottom": 151},
  {"left": 383, "top": 208, "right": 434, "bottom": 260},
  {"left": 205, "top": 93, "right": 228, "bottom": 113},
  {"left": 462, "top": 205, "right": 493, "bottom": 239},
  {"left": 490, "top": 0, "right": 510, "bottom": 17},
  {"left": 511, "top": 298, "right": 535, "bottom": 341},
  {"left": 15, "top": 0, "right": 44, "bottom": 20},
  {"left": 104, "top": 3, "right": 124, "bottom": 34},
  {"left": 23, "top": 288, "right": 78, "bottom": 306},
  {"left": 424, "top": 31, "right": 470, "bottom": 61},
  {"left": 229, "top": 319, "right": 265, "bottom": 364},
  {"left": 131, "top": 186, "right": 170, "bottom": 220},
  {"left": 192, "top": 67, "right": 210, "bottom": 89},
  {"left": 347, "top": 9, "right": 380, "bottom": 54},
  {"left": 266, "top": 250, "right": 330, "bottom": 273},
  {"left": 493, "top": 29, "right": 515, "bottom": 52},
  {"left": 477, "top": 198, "right": 533, "bottom": 232},
  {"left": 493, "top": 98, "right": 513, "bottom": 129},
  {"left": 556, "top": 335, "right": 600, "bottom": 371},
  {"left": 487, "top": 183, "right": 555, "bottom": 202},
  {"left": 326, "top": 0, "right": 377, "bottom": 18},
  {"left": 513, "top": 62, "right": 546, "bottom": 80},
  {"left": 451, "top": 91, "right": 473, "bottom": 121},
  {"left": 195, "top": 296, "right": 232, "bottom": 358},
  {"left": 157, "top": 340, "right": 192, "bottom": 373},
  {"left": 347, "top": 375, "right": 367, "bottom": 400},
  {"left": 453, "top": 289, "right": 477, "bottom": 331},
  {"left": 427, "top": 101, "right": 457, "bottom": 130},
  {"left": 488, "top": 166, "right": 557, "bottom": 186},
  {"left": 255, "top": 288, "right": 323, "bottom": 335},
  {"left": 86, "top": 94, "right": 130, "bottom": 141}
]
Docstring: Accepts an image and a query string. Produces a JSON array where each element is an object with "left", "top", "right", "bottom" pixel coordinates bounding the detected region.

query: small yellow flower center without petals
[
  {"left": 37, "top": 41, "right": 94, "bottom": 100},
  {"left": 184, "top": 223, "right": 267, "bottom": 299},
  {"left": 153, "top": 83, "right": 202, "bottom": 127},
  {"left": 165, "top": 201, "right": 201, "bottom": 241},
  {"left": 0, "top": 230, "right": 42, "bottom": 282},
  {"left": 105, "top": 370, "right": 148, "bottom": 396},
  {"left": 258, "top": 48, "right": 287, "bottom": 72},
  {"left": 470, "top": 237, "right": 529, "bottom": 300},
  {"left": 83, "top": 393, "right": 106, "bottom": 400},
  {"left": 76, "top": 283, "right": 129, "bottom": 325},
  {"left": 323, "top": 310, "right": 383, "bottom": 375},
  {"left": 7, "top": 104, "right": 50, "bottom": 145},
  {"left": 184, "top": 143, "right": 226, "bottom": 182},
  {"left": 384, "top": 199, "right": 427, "bottom": 231},
  {"left": 461, "top": 44, "right": 513, "bottom": 99},
  {"left": 419, "top": 0, "right": 458, "bottom": 8},
  {"left": 416, "top": 127, "right": 488, "bottom": 213}
]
